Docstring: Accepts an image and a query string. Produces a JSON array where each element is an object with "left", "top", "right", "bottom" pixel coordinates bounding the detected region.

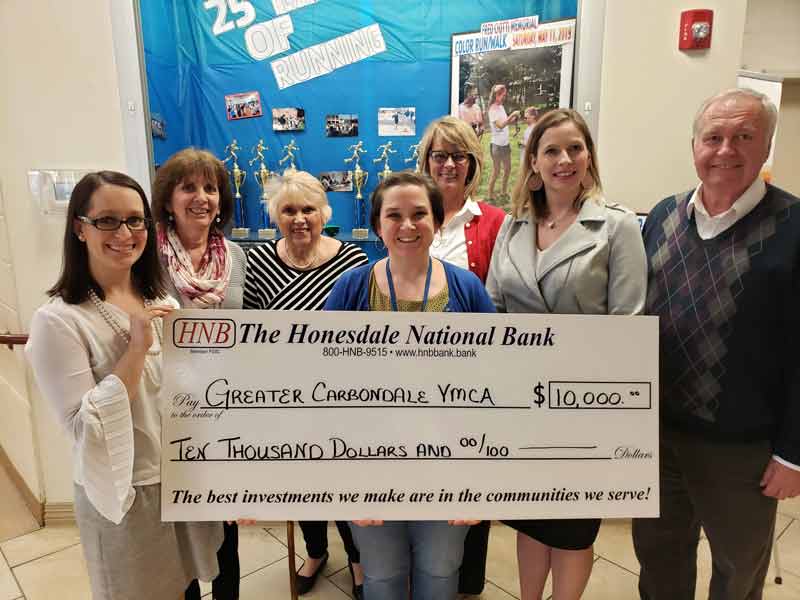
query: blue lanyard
[{"left": 385, "top": 257, "right": 433, "bottom": 312}]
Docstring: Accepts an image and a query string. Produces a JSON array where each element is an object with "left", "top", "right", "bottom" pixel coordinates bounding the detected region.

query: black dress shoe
[
  {"left": 348, "top": 561, "right": 363, "bottom": 600},
  {"left": 296, "top": 551, "right": 328, "bottom": 595}
]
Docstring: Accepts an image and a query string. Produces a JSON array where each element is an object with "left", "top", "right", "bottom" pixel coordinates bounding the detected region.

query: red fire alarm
[{"left": 679, "top": 9, "right": 713, "bottom": 50}]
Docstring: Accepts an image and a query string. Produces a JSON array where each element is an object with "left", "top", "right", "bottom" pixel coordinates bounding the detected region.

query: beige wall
[
  {"left": 742, "top": 0, "right": 800, "bottom": 75},
  {"left": 0, "top": 0, "right": 128, "bottom": 503},
  {"left": 773, "top": 81, "right": 800, "bottom": 196},
  {"left": 598, "top": 1, "right": 749, "bottom": 212}
]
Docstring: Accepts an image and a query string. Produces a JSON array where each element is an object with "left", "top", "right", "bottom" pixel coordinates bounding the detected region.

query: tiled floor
[
  {"left": 0, "top": 456, "right": 798, "bottom": 600},
  {"left": 0, "top": 502, "right": 798, "bottom": 600}
]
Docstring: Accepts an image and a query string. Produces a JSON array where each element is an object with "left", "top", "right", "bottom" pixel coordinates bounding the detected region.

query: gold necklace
[
  {"left": 541, "top": 208, "right": 576, "bottom": 229},
  {"left": 283, "top": 243, "right": 319, "bottom": 270}
]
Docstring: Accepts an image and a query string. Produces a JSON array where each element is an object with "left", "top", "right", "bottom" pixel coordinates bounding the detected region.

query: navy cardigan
[{"left": 324, "top": 260, "right": 496, "bottom": 314}]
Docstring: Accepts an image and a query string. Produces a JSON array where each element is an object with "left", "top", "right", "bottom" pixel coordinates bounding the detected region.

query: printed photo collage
[{"left": 223, "top": 91, "right": 417, "bottom": 193}]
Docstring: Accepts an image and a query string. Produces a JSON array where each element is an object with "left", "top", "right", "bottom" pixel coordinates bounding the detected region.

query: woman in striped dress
[{"left": 242, "top": 170, "right": 368, "bottom": 598}]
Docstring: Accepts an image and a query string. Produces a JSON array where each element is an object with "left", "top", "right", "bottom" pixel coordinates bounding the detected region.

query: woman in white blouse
[{"left": 26, "top": 171, "right": 223, "bottom": 600}]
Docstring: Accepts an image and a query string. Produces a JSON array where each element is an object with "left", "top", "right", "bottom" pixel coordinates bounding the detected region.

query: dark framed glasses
[
  {"left": 428, "top": 150, "right": 470, "bottom": 165},
  {"left": 76, "top": 215, "right": 150, "bottom": 231}
]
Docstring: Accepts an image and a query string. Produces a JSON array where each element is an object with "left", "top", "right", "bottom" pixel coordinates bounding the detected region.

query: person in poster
[
  {"left": 520, "top": 106, "right": 539, "bottom": 162},
  {"left": 486, "top": 84, "right": 520, "bottom": 201},
  {"left": 458, "top": 87, "right": 484, "bottom": 138}
]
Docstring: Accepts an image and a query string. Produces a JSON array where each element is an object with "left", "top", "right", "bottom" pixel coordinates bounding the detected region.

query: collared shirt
[
  {"left": 688, "top": 176, "right": 799, "bottom": 472},
  {"left": 429, "top": 198, "right": 482, "bottom": 270},
  {"left": 687, "top": 177, "right": 766, "bottom": 240}
]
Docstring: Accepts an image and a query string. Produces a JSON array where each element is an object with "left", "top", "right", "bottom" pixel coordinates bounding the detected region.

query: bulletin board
[{"left": 141, "top": 0, "right": 578, "bottom": 235}]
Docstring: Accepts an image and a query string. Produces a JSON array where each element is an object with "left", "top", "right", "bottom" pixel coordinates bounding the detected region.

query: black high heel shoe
[
  {"left": 348, "top": 561, "right": 364, "bottom": 600},
  {"left": 295, "top": 551, "right": 328, "bottom": 595}
]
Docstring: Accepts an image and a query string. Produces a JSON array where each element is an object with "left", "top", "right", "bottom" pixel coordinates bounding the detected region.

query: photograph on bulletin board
[
  {"left": 450, "top": 18, "right": 576, "bottom": 211},
  {"left": 225, "top": 91, "right": 263, "bottom": 121},
  {"left": 378, "top": 107, "right": 416, "bottom": 136},
  {"left": 325, "top": 114, "right": 359, "bottom": 137},
  {"left": 272, "top": 107, "right": 306, "bottom": 131},
  {"left": 319, "top": 170, "right": 353, "bottom": 192}
]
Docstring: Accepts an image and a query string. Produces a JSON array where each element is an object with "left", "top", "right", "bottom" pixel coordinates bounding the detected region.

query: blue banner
[{"left": 142, "top": 0, "right": 577, "bottom": 234}]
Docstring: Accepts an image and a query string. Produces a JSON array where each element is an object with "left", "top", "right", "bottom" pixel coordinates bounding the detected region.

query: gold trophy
[
  {"left": 278, "top": 139, "right": 299, "bottom": 174},
  {"left": 404, "top": 142, "right": 421, "bottom": 170},
  {"left": 249, "top": 139, "right": 276, "bottom": 240},
  {"left": 344, "top": 141, "right": 369, "bottom": 239},
  {"left": 373, "top": 141, "right": 397, "bottom": 181},
  {"left": 223, "top": 139, "right": 249, "bottom": 239}
]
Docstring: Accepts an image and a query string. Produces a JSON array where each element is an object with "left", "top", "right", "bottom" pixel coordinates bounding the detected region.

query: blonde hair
[
  {"left": 266, "top": 170, "right": 332, "bottom": 224},
  {"left": 489, "top": 84, "right": 506, "bottom": 105},
  {"left": 417, "top": 116, "right": 483, "bottom": 201},
  {"left": 512, "top": 108, "right": 602, "bottom": 219},
  {"left": 693, "top": 88, "right": 778, "bottom": 145}
]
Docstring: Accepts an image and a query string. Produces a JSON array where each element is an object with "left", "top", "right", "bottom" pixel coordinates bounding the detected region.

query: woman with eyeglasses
[
  {"left": 150, "top": 148, "right": 247, "bottom": 600},
  {"left": 26, "top": 171, "right": 223, "bottom": 600},
  {"left": 418, "top": 116, "right": 506, "bottom": 285}
]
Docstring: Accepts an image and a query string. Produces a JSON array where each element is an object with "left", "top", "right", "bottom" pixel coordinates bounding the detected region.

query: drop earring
[{"left": 527, "top": 171, "right": 543, "bottom": 191}]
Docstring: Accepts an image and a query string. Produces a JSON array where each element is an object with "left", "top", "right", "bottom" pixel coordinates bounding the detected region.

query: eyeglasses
[
  {"left": 77, "top": 215, "right": 150, "bottom": 231},
  {"left": 429, "top": 150, "right": 470, "bottom": 165}
]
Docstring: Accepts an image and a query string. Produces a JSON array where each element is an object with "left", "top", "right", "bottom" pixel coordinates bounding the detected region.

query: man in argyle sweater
[{"left": 633, "top": 88, "right": 800, "bottom": 600}]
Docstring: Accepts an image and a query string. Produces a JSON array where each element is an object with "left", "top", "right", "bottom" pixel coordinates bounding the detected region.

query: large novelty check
[{"left": 161, "top": 310, "right": 659, "bottom": 521}]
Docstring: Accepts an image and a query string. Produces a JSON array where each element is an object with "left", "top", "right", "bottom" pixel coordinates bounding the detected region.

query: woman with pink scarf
[{"left": 151, "top": 147, "right": 246, "bottom": 600}]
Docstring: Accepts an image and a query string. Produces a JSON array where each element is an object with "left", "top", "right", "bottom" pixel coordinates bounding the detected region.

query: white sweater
[{"left": 26, "top": 296, "right": 177, "bottom": 524}]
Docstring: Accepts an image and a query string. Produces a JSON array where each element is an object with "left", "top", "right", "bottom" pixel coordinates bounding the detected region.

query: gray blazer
[{"left": 486, "top": 198, "right": 646, "bottom": 315}]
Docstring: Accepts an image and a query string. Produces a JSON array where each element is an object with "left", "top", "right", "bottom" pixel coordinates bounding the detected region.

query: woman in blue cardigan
[{"left": 325, "top": 171, "right": 494, "bottom": 599}]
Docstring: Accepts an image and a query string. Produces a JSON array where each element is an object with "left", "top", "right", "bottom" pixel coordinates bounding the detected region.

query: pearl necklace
[{"left": 88, "top": 288, "right": 162, "bottom": 356}]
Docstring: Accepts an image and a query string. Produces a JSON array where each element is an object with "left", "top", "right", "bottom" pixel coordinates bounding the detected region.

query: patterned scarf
[{"left": 157, "top": 225, "right": 231, "bottom": 308}]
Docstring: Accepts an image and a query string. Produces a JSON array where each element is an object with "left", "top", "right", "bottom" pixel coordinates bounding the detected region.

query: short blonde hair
[
  {"left": 512, "top": 108, "right": 602, "bottom": 219},
  {"left": 692, "top": 88, "right": 778, "bottom": 145},
  {"left": 266, "top": 170, "right": 332, "bottom": 224},
  {"left": 417, "top": 116, "right": 483, "bottom": 201}
]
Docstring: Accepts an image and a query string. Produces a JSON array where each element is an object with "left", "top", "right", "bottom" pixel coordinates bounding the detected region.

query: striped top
[{"left": 243, "top": 240, "right": 368, "bottom": 310}]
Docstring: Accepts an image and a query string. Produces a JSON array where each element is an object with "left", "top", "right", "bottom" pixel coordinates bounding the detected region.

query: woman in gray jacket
[{"left": 486, "top": 109, "right": 646, "bottom": 600}]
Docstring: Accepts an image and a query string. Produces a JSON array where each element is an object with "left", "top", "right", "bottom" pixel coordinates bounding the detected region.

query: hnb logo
[{"left": 173, "top": 318, "right": 236, "bottom": 348}]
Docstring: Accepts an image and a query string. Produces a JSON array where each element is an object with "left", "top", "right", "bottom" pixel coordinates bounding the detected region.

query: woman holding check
[
  {"left": 150, "top": 147, "right": 246, "bottom": 600},
  {"left": 243, "top": 170, "right": 368, "bottom": 598},
  {"left": 26, "top": 171, "right": 223, "bottom": 599},
  {"left": 486, "top": 109, "right": 646, "bottom": 599},
  {"left": 325, "top": 171, "right": 495, "bottom": 599}
]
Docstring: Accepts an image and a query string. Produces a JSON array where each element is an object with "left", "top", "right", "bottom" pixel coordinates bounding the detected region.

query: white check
[{"left": 161, "top": 310, "right": 659, "bottom": 521}]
